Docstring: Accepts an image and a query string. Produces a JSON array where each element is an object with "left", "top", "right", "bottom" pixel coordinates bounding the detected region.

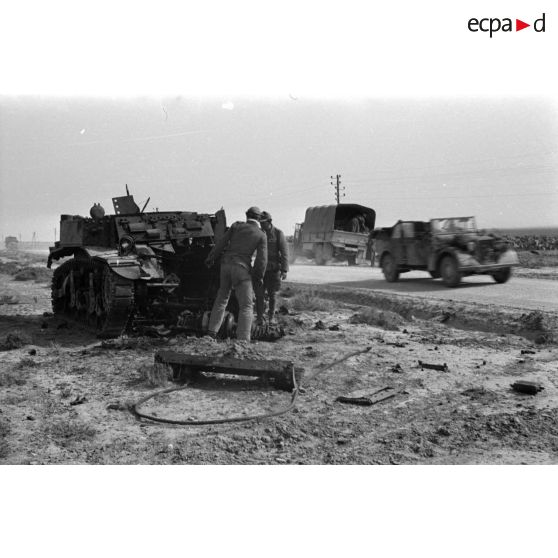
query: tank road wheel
[
  {"left": 440, "top": 255, "right": 462, "bottom": 288},
  {"left": 322, "top": 243, "right": 333, "bottom": 264},
  {"left": 381, "top": 253, "right": 399, "bottom": 282},
  {"left": 491, "top": 267, "right": 512, "bottom": 284},
  {"left": 51, "top": 259, "right": 134, "bottom": 338},
  {"left": 95, "top": 263, "right": 135, "bottom": 338},
  {"left": 51, "top": 260, "right": 75, "bottom": 315}
]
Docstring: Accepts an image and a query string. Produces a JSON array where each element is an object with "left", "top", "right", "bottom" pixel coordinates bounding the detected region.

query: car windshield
[{"left": 430, "top": 217, "right": 476, "bottom": 233}]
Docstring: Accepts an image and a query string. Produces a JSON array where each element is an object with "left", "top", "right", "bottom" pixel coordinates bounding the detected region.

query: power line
[{"left": 330, "top": 174, "right": 344, "bottom": 204}]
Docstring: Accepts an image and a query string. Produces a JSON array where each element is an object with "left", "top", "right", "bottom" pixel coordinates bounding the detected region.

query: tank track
[{"left": 51, "top": 258, "right": 134, "bottom": 338}]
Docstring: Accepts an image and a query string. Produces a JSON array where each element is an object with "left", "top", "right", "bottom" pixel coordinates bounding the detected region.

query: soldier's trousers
[
  {"left": 255, "top": 270, "right": 281, "bottom": 320},
  {"left": 208, "top": 263, "right": 254, "bottom": 342}
]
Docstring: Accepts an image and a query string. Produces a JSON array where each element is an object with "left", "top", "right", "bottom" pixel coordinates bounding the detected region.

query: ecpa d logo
[{"left": 468, "top": 13, "right": 546, "bottom": 37}]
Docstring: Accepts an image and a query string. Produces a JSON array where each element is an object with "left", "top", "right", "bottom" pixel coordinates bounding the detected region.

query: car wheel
[
  {"left": 491, "top": 267, "right": 512, "bottom": 284},
  {"left": 440, "top": 255, "right": 461, "bottom": 287},
  {"left": 381, "top": 253, "right": 399, "bottom": 282},
  {"left": 429, "top": 270, "right": 440, "bottom": 279}
]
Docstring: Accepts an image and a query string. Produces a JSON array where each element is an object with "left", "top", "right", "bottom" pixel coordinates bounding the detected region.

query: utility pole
[{"left": 330, "top": 174, "right": 344, "bottom": 204}]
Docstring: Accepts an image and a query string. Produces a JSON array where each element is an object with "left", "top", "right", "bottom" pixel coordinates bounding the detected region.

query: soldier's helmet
[
  {"left": 260, "top": 211, "right": 272, "bottom": 222},
  {"left": 246, "top": 206, "right": 262, "bottom": 220}
]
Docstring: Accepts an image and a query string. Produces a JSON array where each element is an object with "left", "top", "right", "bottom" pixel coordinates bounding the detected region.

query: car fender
[{"left": 497, "top": 249, "right": 519, "bottom": 266}]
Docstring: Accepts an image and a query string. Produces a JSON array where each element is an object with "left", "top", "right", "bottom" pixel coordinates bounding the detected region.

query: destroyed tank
[{"left": 47, "top": 188, "right": 236, "bottom": 338}]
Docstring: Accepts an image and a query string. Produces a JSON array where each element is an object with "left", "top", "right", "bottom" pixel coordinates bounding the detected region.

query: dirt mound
[
  {"left": 0, "top": 331, "right": 32, "bottom": 351},
  {"left": 283, "top": 290, "right": 335, "bottom": 312},
  {"left": 518, "top": 311, "right": 554, "bottom": 344},
  {"left": 349, "top": 307, "right": 406, "bottom": 330},
  {"left": 13, "top": 267, "right": 52, "bottom": 282},
  {"left": 292, "top": 284, "right": 557, "bottom": 344},
  {"left": 0, "top": 262, "right": 20, "bottom": 275}
]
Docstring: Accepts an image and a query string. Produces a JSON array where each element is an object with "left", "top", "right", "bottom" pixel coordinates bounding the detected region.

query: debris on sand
[
  {"left": 69, "top": 394, "right": 87, "bottom": 406},
  {"left": 137, "top": 362, "right": 174, "bottom": 387},
  {"left": 511, "top": 380, "right": 544, "bottom": 395},
  {"left": 13, "top": 267, "right": 52, "bottom": 282},
  {"left": 418, "top": 360, "right": 449, "bottom": 372},
  {"left": 336, "top": 386, "right": 397, "bottom": 406}
]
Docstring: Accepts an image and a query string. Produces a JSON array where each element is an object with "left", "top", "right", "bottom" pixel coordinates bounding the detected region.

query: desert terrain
[{"left": 1, "top": 249, "right": 557, "bottom": 465}]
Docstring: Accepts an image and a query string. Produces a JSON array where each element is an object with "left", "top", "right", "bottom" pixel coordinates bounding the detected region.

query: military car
[{"left": 374, "top": 216, "right": 519, "bottom": 287}]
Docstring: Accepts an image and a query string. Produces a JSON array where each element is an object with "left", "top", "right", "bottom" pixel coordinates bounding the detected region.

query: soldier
[
  {"left": 346, "top": 214, "right": 362, "bottom": 233},
  {"left": 256, "top": 211, "right": 289, "bottom": 325},
  {"left": 205, "top": 206, "right": 267, "bottom": 342}
]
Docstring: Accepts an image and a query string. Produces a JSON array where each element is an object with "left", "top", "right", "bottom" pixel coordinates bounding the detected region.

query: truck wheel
[
  {"left": 381, "top": 254, "right": 399, "bottom": 282},
  {"left": 491, "top": 267, "right": 512, "bottom": 284},
  {"left": 314, "top": 245, "right": 325, "bottom": 265},
  {"left": 440, "top": 255, "right": 461, "bottom": 288},
  {"left": 322, "top": 243, "right": 333, "bottom": 264}
]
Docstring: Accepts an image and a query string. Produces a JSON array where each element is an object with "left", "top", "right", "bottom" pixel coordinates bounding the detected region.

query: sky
[
  {"left": 1, "top": 1, "right": 557, "bottom": 242},
  {"left": 1, "top": 95, "right": 557, "bottom": 241}
]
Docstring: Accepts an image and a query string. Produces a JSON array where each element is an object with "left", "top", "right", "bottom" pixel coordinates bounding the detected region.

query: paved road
[{"left": 287, "top": 263, "right": 557, "bottom": 313}]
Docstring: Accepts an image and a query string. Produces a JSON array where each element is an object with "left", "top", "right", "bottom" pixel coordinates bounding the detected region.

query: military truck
[
  {"left": 288, "top": 204, "right": 376, "bottom": 265},
  {"left": 374, "top": 216, "right": 519, "bottom": 287},
  {"left": 47, "top": 189, "right": 235, "bottom": 338}
]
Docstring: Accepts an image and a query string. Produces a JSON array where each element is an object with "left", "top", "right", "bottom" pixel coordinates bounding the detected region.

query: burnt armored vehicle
[
  {"left": 47, "top": 189, "right": 234, "bottom": 338},
  {"left": 374, "top": 216, "right": 519, "bottom": 287}
]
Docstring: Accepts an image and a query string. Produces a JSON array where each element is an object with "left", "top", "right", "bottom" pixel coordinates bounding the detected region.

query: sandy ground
[{"left": 1, "top": 250, "right": 557, "bottom": 465}]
